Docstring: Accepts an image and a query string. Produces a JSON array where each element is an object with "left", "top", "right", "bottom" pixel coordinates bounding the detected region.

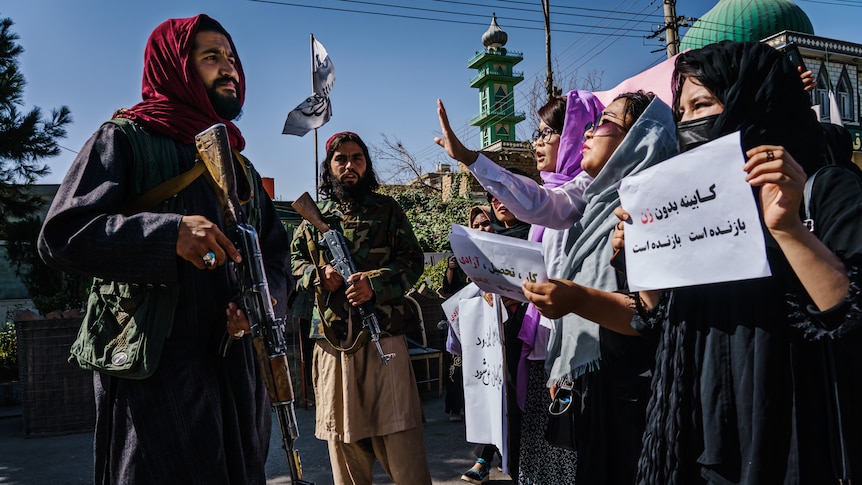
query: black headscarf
[
  {"left": 488, "top": 202, "right": 530, "bottom": 240},
  {"left": 672, "top": 41, "right": 826, "bottom": 175}
]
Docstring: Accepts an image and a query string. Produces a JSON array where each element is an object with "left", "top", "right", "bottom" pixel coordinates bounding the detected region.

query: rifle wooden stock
[
  {"left": 291, "top": 192, "right": 331, "bottom": 234},
  {"left": 195, "top": 123, "right": 240, "bottom": 226},
  {"left": 196, "top": 125, "right": 312, "bottom": 484},
  {"left": 252, "top": 338, "right": 295, "bottom": 404}
]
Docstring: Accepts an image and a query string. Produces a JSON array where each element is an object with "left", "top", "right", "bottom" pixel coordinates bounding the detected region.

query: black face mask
[{"left": 676, "top": 114, "right": 721, "bottom": 153}]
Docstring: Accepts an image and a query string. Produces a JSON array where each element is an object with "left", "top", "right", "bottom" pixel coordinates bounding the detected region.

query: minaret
[{"left": 468, "top": 14, "right": 526, "bottom": 148}]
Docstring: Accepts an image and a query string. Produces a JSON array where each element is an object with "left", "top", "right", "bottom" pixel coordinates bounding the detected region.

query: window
[
  {"left": 815, "top": 63, "right": 831, "bottom": 120},
  {"left": 494, "top": 85, "right": 508, "bottom": 111},
  {"left": 496, "top": 124, "right": 510, "bottom": 140},
  {"left": 836, "top": 67, "right": 855, "bottom": 122}
]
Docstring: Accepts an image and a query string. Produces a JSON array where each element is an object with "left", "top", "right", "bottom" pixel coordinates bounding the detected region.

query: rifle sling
[
  {"left": 122, "top": 158, "right": 206, "bottom": 215},
  {"left": 321, "top": 321, "right": 370, "bottom": 355}
]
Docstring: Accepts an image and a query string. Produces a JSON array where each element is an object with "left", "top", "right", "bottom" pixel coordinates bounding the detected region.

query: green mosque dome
[{"left": 680, "top": 0, "right": 814, "bottom": 51}]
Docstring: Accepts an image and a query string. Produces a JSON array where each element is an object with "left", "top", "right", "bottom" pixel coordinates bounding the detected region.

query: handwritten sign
[
  {"left": 618, "top": 131, "right": 771, "bottom": 291},
  {"left": 460, "top": 294, "right": 508, "bottom": 473},
  {"left": 440, "top": 283, "right": 482, "bottom": 354},
  {"left": 449, "top": 224, "right": 548, "bottom": 302}
]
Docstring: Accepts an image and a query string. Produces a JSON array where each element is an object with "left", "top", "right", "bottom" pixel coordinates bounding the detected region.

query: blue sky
[{"left": 3, "top": 0, "right": 860, "bottom": 201}]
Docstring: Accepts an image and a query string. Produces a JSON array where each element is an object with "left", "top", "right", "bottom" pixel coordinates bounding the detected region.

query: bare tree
[
  {"left": 580, "top": 69, "right": 604, "bottom": 92},
  {"left": 370, "top": 133, "right": 441, "bottom": 188}
]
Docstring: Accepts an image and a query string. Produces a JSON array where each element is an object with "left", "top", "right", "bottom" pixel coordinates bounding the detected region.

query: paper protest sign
[
  {"left": 460, "top": 294, "right": 508, "bottom": 472},
  {"left": 618, "top": 131, "right": 770, "bottom": 291},
  {"left": 449, "top": 224, "right": 547, "bottom": 302}
]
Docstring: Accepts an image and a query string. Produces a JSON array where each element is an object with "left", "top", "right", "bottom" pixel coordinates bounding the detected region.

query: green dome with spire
[{"left": 680, "top": 0, "right": 814, "bottom": 51}]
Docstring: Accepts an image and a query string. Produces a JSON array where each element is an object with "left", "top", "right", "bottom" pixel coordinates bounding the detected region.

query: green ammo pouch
[{"left": 69, "top": 279, "right": 178, "bottom": 379}]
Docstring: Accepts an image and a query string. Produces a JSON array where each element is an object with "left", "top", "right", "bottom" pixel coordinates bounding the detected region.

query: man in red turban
[{"left": 38, "top": 15, "right": 290, "bottom": 483}]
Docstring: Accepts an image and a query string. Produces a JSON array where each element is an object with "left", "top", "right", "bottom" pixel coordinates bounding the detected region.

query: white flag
[
  {"left": 283, "top": 36, "right": 335, "bottom": 136},
  {"left": 312, "top": 37, "right": 334, "bottom": 98},
  {"left": 828, "top": 90, "right": 844, "bottom": 127}
]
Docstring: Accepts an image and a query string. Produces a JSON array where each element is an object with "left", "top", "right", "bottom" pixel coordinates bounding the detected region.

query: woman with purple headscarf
[{"left": 436, "top": 91, "right": 602, "bottom": 483}]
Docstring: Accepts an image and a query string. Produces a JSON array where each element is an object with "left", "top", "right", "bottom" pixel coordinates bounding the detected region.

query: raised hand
[{"left": 434, "top": 99, "right": 479, "bottom": 166}]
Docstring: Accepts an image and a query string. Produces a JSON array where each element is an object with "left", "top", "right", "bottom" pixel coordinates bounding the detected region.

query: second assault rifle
[
  {"left": 195, "top": 124, "right": 312, "bottom": 485},
  {"left": 291, "top": 192, "right": 395, "bottom": 365}
]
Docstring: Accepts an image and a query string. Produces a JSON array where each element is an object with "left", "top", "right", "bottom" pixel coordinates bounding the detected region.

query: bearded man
[
  {"left": 38, "top": 15, "right": 289, "bottom": 484},
  {"left": 290, "top": 132, "right": 431, "bottom": 484}
]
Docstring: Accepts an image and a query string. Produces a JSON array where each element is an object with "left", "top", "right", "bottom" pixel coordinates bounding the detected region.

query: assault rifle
[
  {"left": 195, "top": 124, "right": 312, "bottom": 485},
  {"left": 291, "top": 192, "right": 395, "bottom": 365}
]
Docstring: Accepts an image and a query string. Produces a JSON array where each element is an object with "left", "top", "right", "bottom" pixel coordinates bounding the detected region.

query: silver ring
[
  {"left": 766, "top": 150, "right": 775, "bottom": 161},
  {"left": 233, "top": 329, "right": 245, "bottom": 339},
  {"left": 202, "top": 251, "right": 216, "bottom": 267}
]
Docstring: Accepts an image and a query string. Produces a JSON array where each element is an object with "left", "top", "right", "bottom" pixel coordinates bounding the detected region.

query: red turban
[{"left": 114, "top": 14, "right": 246, "bottom": 151}]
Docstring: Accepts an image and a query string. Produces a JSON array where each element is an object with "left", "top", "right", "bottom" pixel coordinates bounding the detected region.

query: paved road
[{"left": 0, "top": 390, "right": 514, "bottom": 485}]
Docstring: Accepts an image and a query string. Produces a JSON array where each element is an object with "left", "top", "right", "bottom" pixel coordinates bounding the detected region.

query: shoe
[
  {"left": 449, "top": 410, "right": 464, "bottom": 422},
  {"left": 460, "top": 459, "right": 489, "bottom": 484}
]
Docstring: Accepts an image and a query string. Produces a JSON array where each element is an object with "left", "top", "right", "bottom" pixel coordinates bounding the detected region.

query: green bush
[
  {"left": 0, "top": 324, "right": 17, "bottom": 379},
  {"left": 420, "top": 257, "right": 449, "bottom": 292}
]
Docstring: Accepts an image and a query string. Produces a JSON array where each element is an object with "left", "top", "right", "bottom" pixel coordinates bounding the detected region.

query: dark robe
[
  {"left": 39, "top": 123, "right": 289, "bottom": 484},
  {"left": 635, "top": 41, "right": 862, "bottom": 485}
]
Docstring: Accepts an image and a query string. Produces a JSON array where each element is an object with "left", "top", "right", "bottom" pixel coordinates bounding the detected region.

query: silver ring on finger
[
  {"left": 232, "top": 329, "right": 245, "bottom": 339},
  {"left": 202, "top": 251, "right": 216, "bottom": 267},
  {"left": 766, "top": 150, "right": 775, "bottom": 161}
]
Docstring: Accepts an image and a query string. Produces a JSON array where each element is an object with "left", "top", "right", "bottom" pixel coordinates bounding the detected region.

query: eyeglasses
[
  {"left": 532, "top": 127, "right": 558, "bottom": 143},
  {"left": 583, "top": 111, "right": 627, "bottom": 140}
]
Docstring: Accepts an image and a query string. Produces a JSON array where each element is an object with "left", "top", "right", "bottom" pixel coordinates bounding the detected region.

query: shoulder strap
[
  {"left": 108, "top": 118, "right": 204, "bottom": 215},
  {"left": 121, "top": 160, "right": 205, "bottom": 215}
]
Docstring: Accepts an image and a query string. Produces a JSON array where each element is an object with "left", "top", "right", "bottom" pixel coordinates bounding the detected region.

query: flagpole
[{"left": 311, "top": 33, "right": 319, "bottom": 201}]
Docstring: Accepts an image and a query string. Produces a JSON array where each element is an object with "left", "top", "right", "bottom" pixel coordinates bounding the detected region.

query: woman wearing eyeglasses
[
  {"left": 437, "top": 93, "right": 595, "bottom": 484},
  {"left": 436, "top": 90, "right": 678, "bottom": 484}
]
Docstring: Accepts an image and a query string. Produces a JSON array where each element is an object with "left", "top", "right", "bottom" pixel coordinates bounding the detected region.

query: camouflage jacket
[{"left": 289, "top": 192, "right": 424, "bottom": 349}]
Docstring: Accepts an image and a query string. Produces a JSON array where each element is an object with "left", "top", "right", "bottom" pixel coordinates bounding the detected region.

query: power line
[
  {"left": 411, "top": 0, "right": 665, "bottom": 158},
  {"left": 413, "top": 0, "right": 667, "bottom": 158},
  {"left": 433, "top": 0, "right": 659, "bottom": 23},
  {"left": 249, "top": 0, "right": 651, "bottom": 37}
]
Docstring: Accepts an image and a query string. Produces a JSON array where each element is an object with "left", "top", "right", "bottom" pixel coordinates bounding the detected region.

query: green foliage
[
  {"left": 419, "top": 257, "right": 449, "bottom": 292},
  {"left": 382, "top": 173, "right": 478, "bottom": 253},
  {"left": 5, "top": 215, "right": 87, "bottom": 314},
  {"left": 0, "top": 17, "right": 71, "bottom": 237},
  {"left": 381, "top": 173, "right": 481, "bottom": 292},
  {"left": 0, "top": 323, "right": 16, "bottom": 371}
]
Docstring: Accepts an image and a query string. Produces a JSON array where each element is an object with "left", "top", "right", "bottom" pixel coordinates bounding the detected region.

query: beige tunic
[{"left": 312, "top": 335, "right": 423, "bottom": 443}]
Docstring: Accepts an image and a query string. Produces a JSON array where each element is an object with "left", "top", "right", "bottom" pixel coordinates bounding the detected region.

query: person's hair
[
  {"left": 537, "top": 95, "right": 567, "bottom": 133},
  {"left": 670, "top": 60, "right": 715, "bottom": 121},
  {"left": 667, "top": 41, "right": 827, "bottom": 174},
  {"left": 197, "top": 16, "right": 230, "bottom": 38},
  {"left": 319, "top": 131, "right": 380, "bottom": 198},
  {"left": 612, "top": 90, "right": 655, "bottom": 128}
]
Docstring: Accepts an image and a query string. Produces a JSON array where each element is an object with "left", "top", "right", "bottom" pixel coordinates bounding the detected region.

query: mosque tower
[{"left": 468, "top": 14, "right": 526, "bottom": 148}]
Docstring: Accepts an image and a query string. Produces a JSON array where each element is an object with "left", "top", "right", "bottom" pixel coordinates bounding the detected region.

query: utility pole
[
  {"left": 542, "top": 0, "right": 555, "bottom": 99},
  {"left": 647, "top": 0, "right": 687, "bottom": 58},
  {"left": 663, "top": 0, "right": 680, "bottom": 57}
]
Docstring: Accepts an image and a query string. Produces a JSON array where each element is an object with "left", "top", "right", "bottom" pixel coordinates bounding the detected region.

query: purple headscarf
[
  {"left": 537, "top": 90, "right": 605, "bottom": 191},
  {"left": 516, "top": 90, "right": 604, "bottom": 411}
]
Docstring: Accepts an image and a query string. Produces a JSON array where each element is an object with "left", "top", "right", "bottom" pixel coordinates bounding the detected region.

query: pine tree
[
  {"left": 0, "top": 16, "right": 71, "bottom": 238},
  {"left": 0, "top": 17, "right": 80, "bottom": 314}
]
